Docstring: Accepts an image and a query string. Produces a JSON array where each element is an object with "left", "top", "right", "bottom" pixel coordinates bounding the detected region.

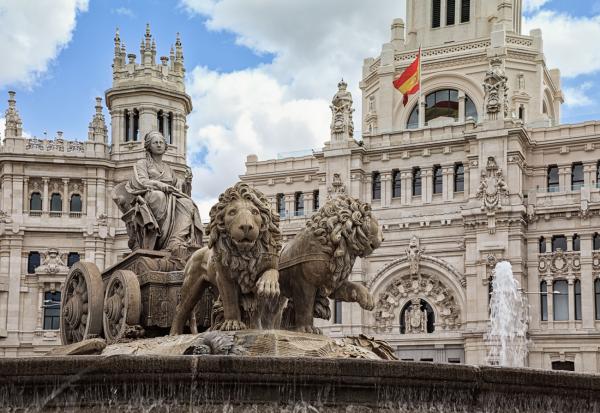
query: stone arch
[
  {"left": 369, "top": 254, "right": 466, "bottom": 333},
  {"left": 395, "top": 72, "right": 484, "bottom": 130}
]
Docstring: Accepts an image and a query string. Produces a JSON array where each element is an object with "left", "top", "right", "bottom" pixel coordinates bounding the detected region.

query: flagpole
[{"left": 418, "top": 45, "right": 422, "bottom": 120}]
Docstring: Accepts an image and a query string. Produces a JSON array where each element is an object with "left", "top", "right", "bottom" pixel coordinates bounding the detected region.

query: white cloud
[
  {"left": 522, "top": 0, "right": 550, "bottom": 13},
  {"left": 0, "top": 0, "right": 88, "bottom": 87},
  {"left": 181, "top": 0, "right": 405, "bottom": 216},
  {"left": 112, "top": 7, "right": 135, "bottom": 18},
  {"left": 563, "top": 82, "right": 594, "bottom": 107},
  {"left": 524, "top": 11, "right": 600, "bottom": 78}
]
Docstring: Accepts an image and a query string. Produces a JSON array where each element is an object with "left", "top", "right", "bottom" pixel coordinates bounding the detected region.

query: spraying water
[{"left": 486, "top": 261, "right": 529, "bottom": 367}]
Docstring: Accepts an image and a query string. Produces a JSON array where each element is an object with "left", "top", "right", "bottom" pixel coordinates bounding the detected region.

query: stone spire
[
  {"left": 88, "top": 97, "right": 107, "bottom": 143},
  {"left": 113, "top": 27, "right": 123, "bottom": 69},
  {"left": 174, "top": 32, "right": 184, "bottom": 74},
  {"left": 329, "top": 79, "right": 354, "bottom": 144},
  {"left": 4, "top": 91, "right": 23, "bottom": 139}
]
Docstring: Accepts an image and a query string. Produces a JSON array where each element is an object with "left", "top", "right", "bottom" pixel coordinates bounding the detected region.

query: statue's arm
[{"left": 133, "top": 162, "right": 169, "bottom": 191}]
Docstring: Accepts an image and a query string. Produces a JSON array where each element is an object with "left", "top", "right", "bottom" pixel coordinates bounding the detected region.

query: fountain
[{"left": 486, "top": 261, "right": 529, "bottom": 367}]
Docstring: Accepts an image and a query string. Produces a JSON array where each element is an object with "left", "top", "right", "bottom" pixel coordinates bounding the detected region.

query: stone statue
[
  {"left": 327, "top": 173, "right": 347, "bottom": 199},
  {"left": 406, "top": 235, "right": 424, "bottom": 277},
  {"left": 404, "top": 298, "right": 427, "bottom": 334},
  {"left": 476, "top": 157, "right": 509, "bottom": 212},
  {"left": 112, "top": 130, "right": 203, "bottom": 271},
  {"left": 483, "top": 57, "right": 509, "bottom": 120},
  {"left": 277, "top": 195, "right": 383, "bottom": 333},
  {"left": 170, "top": 182, "right": 282, "bottom": 334}
]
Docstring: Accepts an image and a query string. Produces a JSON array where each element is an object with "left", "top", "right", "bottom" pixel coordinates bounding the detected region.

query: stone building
[
  {"left": 0, "top": 26, "right": 192, "bottom": 356},
  {"left": 241, "top": 0, "right": 600, "bottom": 372}
]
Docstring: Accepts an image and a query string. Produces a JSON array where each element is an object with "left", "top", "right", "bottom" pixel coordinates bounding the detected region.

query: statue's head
[{"left": 144, "top": 131, "right": 167, "bottom": 156}]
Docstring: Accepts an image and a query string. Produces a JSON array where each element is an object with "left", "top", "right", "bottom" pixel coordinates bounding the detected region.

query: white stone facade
[
  {"left": 240, "top": 0, "right": 600, "bottom": 372},
  {"left": 0, "top": 26, "right": 191, "bottom": 356}
]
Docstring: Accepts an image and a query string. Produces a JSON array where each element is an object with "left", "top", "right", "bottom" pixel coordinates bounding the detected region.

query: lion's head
[
  {"left": 208, "top": 183, "right": 281, "bottom": 291},
  {"left": 307, "top": 195, "right": 383, "bottom": 282}
]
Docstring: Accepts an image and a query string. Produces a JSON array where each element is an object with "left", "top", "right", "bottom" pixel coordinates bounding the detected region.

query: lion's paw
[
  {"left": 359, "top": 293, "right": 375, "bottom": 311},
  {"left": 257, "top": 270, "right": 280, "bottom": 299},
  {"left": 295, "top": 325, "right": 322, "bottom": 335},
  {"left": 220, "top": 320, "right": 247, "bottom": 331}
]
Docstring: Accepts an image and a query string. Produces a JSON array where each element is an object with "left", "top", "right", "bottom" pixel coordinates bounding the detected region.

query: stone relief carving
[
  {"left": 404, "top": 298, "right": 427, "bottom": 334},
  {"left": 0, "top": 209, "right": 11, "bottom": 223},
  {"left": 327, "top": 173, "right": 347, "bottom": 199},
  {"left": 406, "top": 235, "right": 424, "bottom": 277},
  {"left": 330, "top": 79, "right": 354, "bottom": 140},
  {"left": 476, "top": 157, "right": 509, "bottom": 234},
  {"left": 35, "top": 249, "right": 69, "bottom": 274},
  {"left": 483, "top": 57, "right": 509, "bottom": 120},
  {"left": 538, "top": 249, "right": 581, "bottom": 276},
  {"left": 580, "top": 199, "right": 591, "bottom": 219}
]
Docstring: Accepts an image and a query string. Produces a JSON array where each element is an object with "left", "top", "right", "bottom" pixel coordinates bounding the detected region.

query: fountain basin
[{"left": 1, "top": 356, "right": 599, "bottom": 412}]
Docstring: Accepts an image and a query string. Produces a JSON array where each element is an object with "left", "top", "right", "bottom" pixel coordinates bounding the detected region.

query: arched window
[
  {"left": 30, "top": 192, "right": 42, "bottom": 211},
  {"left": 547, "top": 165, "right": 559, "bottom": 192},
  {"left": 539, "top": 236, "right": 546, "bottom": 253},
  {"left": 392, "top": 169, "right": 401, "bottom": 198},
  {"left": 432, "top": 0, "right": 441, "bottom": 28},
  {"left": 276, "top": 193, "right": 285, "bottom": 218},
  {"left": 552, "top": 235, "right": 567, "bottom": 252},
  {"left": 50, "top": 193, "right": 62, "bottom": 212},
  {"left": 27, "top": 251, "right": 40, "bottom": 274},
  {"left": 70, "top": 194, "right": 82, "bottom": 213},
  {"left": 412, "top": 167, "right": 422, "bottom": 196},
  {"left": 540, "top": 281, "right": 548, "bottom": 321},
  {"left": 461, "top": 0, "right": 470, "bottom": 23},
  {"left": 571, "top": 162, "right": 584, "bottom": 190},
  {"left": 594, "top": 233, "right": 600, "bottom": 251},
  {"left": 553, "top": 280, "right": 569, "bottom": 321},
  {"left": 574, "top": 279, "right": 582, "bottom": 320},
  {"left": 595, "top": 279, "right": 600, "bottom": 320},
  {"left": 465, "top": 96, "right": 478, "bottom": 122},
  {"left": 454, "top": 163, "right": 464, "bottom": 192},
  {"left": 157, "top": 110, "right": 174, "bottom": 144},
  {"left": 400, "top": 299, "right": 435, "bottom": 334},
  {"left": 294, "top": 192, "right": 304, "bottom": 216},
  {"left": 372, "top": 172, "right": 381, "bottom": 200},
  {"left": 43, "top": 291, "right": 61, "bottom": 330},
  {"left": 406, "top": 90, "right": 477, "bottom": 129},
  {"left": 407, "top": 105, "right": 419, "bottom": 129},
  {"left": 67, "top": 252, "right": 80, "bottom": 267},
  {"left": 573, "top": 234, "right": 581, "bottom": 251},
  {"left": 433, "top": 165, "right": 443, "bottom": 194}
]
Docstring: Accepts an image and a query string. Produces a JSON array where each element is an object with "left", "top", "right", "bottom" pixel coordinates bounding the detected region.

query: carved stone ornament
[
  {"left": 404, "top": 298, "right": 427, "bottom": 334},
  {"left": 538, "top": 249, "right": 581, "bottom": 276},
  {"left": 483, "top": 57, "right": 509, "bottom": 120},
  {"left": 330, "top": 79, "right": 354, "bottom": 139},
  {"left": 327, "top": 173, "right": 347, "bottom": 199},
  {"left": 406, "top": 235, "right": 424, "bottom": 277},
  {"left": 0, "top": 209, "right": 11, "bottom": 224},
  {"left": 580, "top": 199, "right": 591, "bottom": 219},
  {"left": 476, "top": 157, "right": 509, "bottom": 233},
  {"left": 35, "top": 249, "right": 69, "bottom": 275}
]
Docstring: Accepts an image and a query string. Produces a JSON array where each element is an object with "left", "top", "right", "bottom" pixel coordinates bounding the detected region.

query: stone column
[
  {"left": 23, "top": 177, "right": 29, "bottom": 213},
  {"left": 458, "top": 91, "right": 466, "bottom": 123},
  {"left": 559, "top": 165, "right": 571, "bottom": 192},
  {"left": 96, "top": 176, "right": 106, "bottom": 216},
  {"left": 42, "top": 177, "right": 49, "bottom": 213},
  {"left": 443, "top": 165, "right": 453, "bottom": 201},
  {"left": 546, "top": 238, "right": 552, "bottom": 253},
  {"left": 402, "top": 170, "right": 411, "bottom": 205},
  {"left": 111, "top": 109, "right": 122, "bottom": 153},
  {"left": 381, "top": 172, "right": 391, "bottom": 207},
  {"left": 128, "top": 110, "right": 135, "bottom": 142},
  {"left": 304, "top": 191, "right": 313, "bottom": 214},
  {"left": 285, "top": 192, "right": 295, "bottom": 218},
  {"left": 82, "top": 179, "right": 88, "bottom": 217},
  {"left": 62, "top": 178, "right": 69, "bottom": 214},
  {"left": 12, "top": 175, "right": 23, "bottom": 217},
  {"left": 567, "top": 277, "right": 575, "bottom": 326},
  {"left": 584, "top": 162, "right": 595, "bottom": 188},
  {"left": 566, "top": 235, "right": 573, "bottom": 251},
  {"left": 364, "top": 175, "right": 372, "bottom": 204},
  {"left": 418, "top": 97, "right": 426, "bottom": 128},
  {"left": 546, "top": 277, "right": 554, "bottom": 324},
  {"left": 423, "top": 168, "right": 432, "bottom": 204},
  {"left": 37, "top": 287, "right": 44, "bottom": 330},
  {"left": 580, "top": 233, "right": 594, "bottom": 329},
  {"left": 162, "top": 113, "right": 169, "bottom": 143},
  {"left": 139, "top": 106, "right": 156, "bottom": 141}
]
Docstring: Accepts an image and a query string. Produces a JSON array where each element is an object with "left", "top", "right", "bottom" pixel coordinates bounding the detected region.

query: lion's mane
[
  {"left": 306, "top": 195, "right": 376, "bottom": 284},
  {"left": 207, "top": 182, "right": 281, "bottom": 293}
]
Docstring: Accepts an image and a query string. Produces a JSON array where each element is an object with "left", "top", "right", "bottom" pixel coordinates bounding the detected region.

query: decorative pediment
[{"left": 35, "top": 249, "right": 69, "bottom": 275}]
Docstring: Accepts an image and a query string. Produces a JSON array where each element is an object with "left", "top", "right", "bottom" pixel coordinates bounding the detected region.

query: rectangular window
[
  {"left": 540, "top": 281, "right": 548, "bottom": 321},
  {"left": 595, "top": 279, "right": 600, "bottom": 320},
  {"left": 313, "top": 190, "right": 319, "bottom": 211},
  {"left": 294, "top": 192, "right": 304, "bottom": 216},
  {"left": 432, "top": 0, "right": 441, "bottom": 28},
  {"left": 446, "top": 0, "right": 456, "bottom": 26},
  {"left": 547, "top": 165, "right": 559, "bottom": 192},
  {"left": 412, "top": 167, "right": 422, "bottom": 196},
  {"left": 552, "top": 235, "right": 567, "bottom": 252},
  {"left": 392, "top": 170, "right": 401, "bottom": 198},
  {"left": 276, "top": 193, "right": 285, "bottom": 218},
  {"left": 67, "top": 252, "right": 80, "bottom": 267},
  {"left": 448, "top": 358, "right": 461, "bottom": 364},
  {"left": 433, "top": 165, "right": 443, "bottom": 194},
  {"left": 460, "top": 0, "right": 470, "bottom": 23},
  {"left": 43, "top": 291, "right": 61, "bottom": 330},
  {"left": 539, "top": 237, "right": 546, "bottom": 253},
  {"left": 572, "top": 162, "right": 584, "bottom": 190},
  {"left": 454, "top": 163, "right": 464, "bottom": 192},
  {"left": 334, "top": 300, "right": 342, "bottom": 324},
  {"left": 553, "top": 280, "right": 569, "bottom": 321},
  {"left": 27, "top": 252, "right": 40, "bottom": 274},
  {"left": 572, "top": 234, "right": 580, "bottom": 252},
  {"left": 372, "top": 172, "right": 381, "bottom": 200},
  {"left": 594, "top": 233, "right": 600, "bottom": 250},
  {"left": 552, "top": 361, "right": 575, "bottom": 371},
  {"left": 575, "top": 280, "right": 582, "bottom": 321}
]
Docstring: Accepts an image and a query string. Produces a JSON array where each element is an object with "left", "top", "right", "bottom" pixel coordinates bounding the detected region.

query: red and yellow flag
[{"left": 393, "top": 48, "right": 421, "bottom": 106}]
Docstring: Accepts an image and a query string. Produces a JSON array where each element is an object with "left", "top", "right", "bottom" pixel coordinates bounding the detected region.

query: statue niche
[{"left": 400, "top": 298, "right": 434, "bottom": 334}]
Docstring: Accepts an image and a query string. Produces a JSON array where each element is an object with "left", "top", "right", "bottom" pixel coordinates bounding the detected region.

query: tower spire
[
  {"left": 4, "top": 91, "right": 23, "bottom": 139},
  {"left": 113, "top": 27, "right": 123, "bottom": 70},
  {"left": 88, "top": 97, "right": 107, "bottom": 143}
]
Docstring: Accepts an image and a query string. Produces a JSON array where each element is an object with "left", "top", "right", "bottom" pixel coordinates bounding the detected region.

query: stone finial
[
  {"left": 4, "top": 90, "right": 23, "bottom": 139},
  {"left": 88, "top": 97, "right": 107, "bottom": 143}
]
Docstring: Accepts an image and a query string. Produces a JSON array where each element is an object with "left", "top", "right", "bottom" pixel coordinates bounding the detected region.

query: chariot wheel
[
  {"left": 60, "top": 262, "right": 104, "bottom": 345},
  {"left": 102, "top": 270, "right": 141, "bottom": 342}
]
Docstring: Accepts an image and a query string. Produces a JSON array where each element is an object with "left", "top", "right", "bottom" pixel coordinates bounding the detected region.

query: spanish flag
[{"left": 393, "top": 47, "right": 421, "bottom": 106}]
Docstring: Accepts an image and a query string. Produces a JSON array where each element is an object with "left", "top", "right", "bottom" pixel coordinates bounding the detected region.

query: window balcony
[
  {"left": 49, "top": 211, "right": 62, "bottom": 218},
  {"left": 29, "top": 210, "right": 42, "bottom": 217},
  {"left": 69, "top": 212, "right": 82, "bottom": 218}
]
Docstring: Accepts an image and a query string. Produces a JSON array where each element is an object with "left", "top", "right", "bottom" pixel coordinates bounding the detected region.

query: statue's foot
[
  {"left": 220, "top": 320, "right": 247, "bottom": 331},
  {"left": 295, "top": 325, "right": 322, "bottom": 335}
]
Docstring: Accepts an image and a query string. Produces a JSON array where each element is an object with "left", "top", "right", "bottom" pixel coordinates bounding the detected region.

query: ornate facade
[
  {"left": 240, "top": 0, "right": 600, "bottom": 372},
  {"left": 0, "top": 26, "right": 192, "bottom": 356}
]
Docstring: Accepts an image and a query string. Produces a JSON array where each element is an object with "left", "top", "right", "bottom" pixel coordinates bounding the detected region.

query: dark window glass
[
  {"left": 595, "top": 279, "right": 600, "bottom": 320},
  {"left": 400, "top": 299, "right": 435, "bottom": 334},
  {"left": 547, "top": 165, "right": 559, "bottom": 192},
  {"left": 372, "top": 172, "right": 381, "bottom": 200},
  {"left": 30, "top": 192, "right": 42, "bottom": 211},
  {"left": 392, "top": 170, "right": 402, "bottom": 198},
  {"left": 157, "top": 110, "right": 164, "bottom": 135},
  {"left": 133, "top": 109, "right": 140, "bottom": 141},
  {"left": 168, "top": 113, "right": 173, "bottom": 144},
  {"left": 446, "top": 0, "right": 456, "bottom": 25},
  {"left": 552, "top": 235, "right": 567, "bottom": 252},
  {"left": 575, "top": 279, "right": 582, "bottom": 320},
  {"left": 553, "top": 280, "right": 569, "bottom": 321},
  {"left": 572, "top": 162, "right": 584, "bottom": 190},
  {"left": 597, "top": 161, "right": 600, "bottom": 188},
  {"left": 595, "top": 233, "right": 600, "bottom": 251},
  {"left": 70, "top": 194, "right": 82, "bottom": 212},
  {"left": 461, "top": 0, "right": 470, "bottom": 23},
  {"left": 433, "top": 165, "right": 443, "bottom": 194},
  {"left": 276, "top": 193, "right": 285, "bottom": 218},
  {"left": 334, "top": 300, "right": 342, "bottom": 324},
  {"left": 540, "top": 281, "right": 548, "bottom": 321},
  {"left": 573, "top": 234, "right": 580, "bottom": 251},
  {"left": 67, "top": 252, "right": 80, "bottom": 267},
  {"left": 518, "top": 106, "right": 525, "bottom": 120},
  {"left": 432, "top": 0, "right": 441, "bottom": 28},
  {"left": 425, "top": 89, "right": 459, "bottom": 124},
  {"left": 313, "top": 190, "right": 319, "bottom": 211},
  {"left": 294, "top": 192, "right": 304, "bottom": 216},
  {"left": 465, "top": 95, "right": 478, "bottom": 121},
  {"left": 539, "top": 237, "right": 546, "bottom": 253},
  {"left": 50, "top": 193, "right": 62, "bottom": 212},
  {"left": 448, "top": 358, "right": 461, "bottom": 364},
  {"left": 43, "top": 291, "right": 61, "bottom": 330},
  {"left": 124, "top": 109, "right": 130, "bottom": 142},
  {"left": 552, "top": 361, "right": 575, "bottom": 371},
  {"left": 454, "top": 163, "right": 464, "bottom": 192},
  {"left": 407, "top": 106, "right": 419, "bottom": 129},
  {"left": 27, "top": 252, "right": 40, "bottom": 274},
  {"left": 412, "top": 168, "right": 422, "bottom": 196}
]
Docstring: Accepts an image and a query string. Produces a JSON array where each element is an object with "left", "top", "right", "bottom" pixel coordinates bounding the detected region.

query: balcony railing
[
  {"left": 29, "top": 210, "right": 42, "bottom": 217},
  {"left": 69, "top": 212, "right": 82, "bottom": 218},
  {"left": 49, "top": 211, "right": 62, "bottom": 218}
]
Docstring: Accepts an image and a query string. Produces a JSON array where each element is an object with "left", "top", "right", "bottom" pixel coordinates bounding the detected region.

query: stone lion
[
  {"left": 277, "top": 195, "right": 383, "bottom": 333},
  {"left": 170, "top": 182, "right": 282, "bottom": 334}
]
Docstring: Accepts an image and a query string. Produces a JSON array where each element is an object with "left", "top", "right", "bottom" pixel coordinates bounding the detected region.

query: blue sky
[{"left": 0, "top": 0, "right": 599, "bottom": 215}]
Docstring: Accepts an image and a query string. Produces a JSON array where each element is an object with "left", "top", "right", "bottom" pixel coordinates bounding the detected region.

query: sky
[{"left": 0, "top": 0, "right": 599, "bottom": 218}]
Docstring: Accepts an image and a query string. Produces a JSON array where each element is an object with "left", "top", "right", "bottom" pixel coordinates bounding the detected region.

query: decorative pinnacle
[
  {"left": 95, "top": 97, "right": 102, "bottom": 113},
  {"left": 8, "top": 90, "right": 16, "bottom": 105},
  {"left": 145, "top": 23, "right": 151, "bottom": 38},
  {"left": 175, "top": 32, "right": 181, "bottom": 46},
  {"left": 114, "top": 27, "right": 120, "bottom": 43},
  {"left": 338, "top": 78, "right": 347, "bottom": 89}
]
